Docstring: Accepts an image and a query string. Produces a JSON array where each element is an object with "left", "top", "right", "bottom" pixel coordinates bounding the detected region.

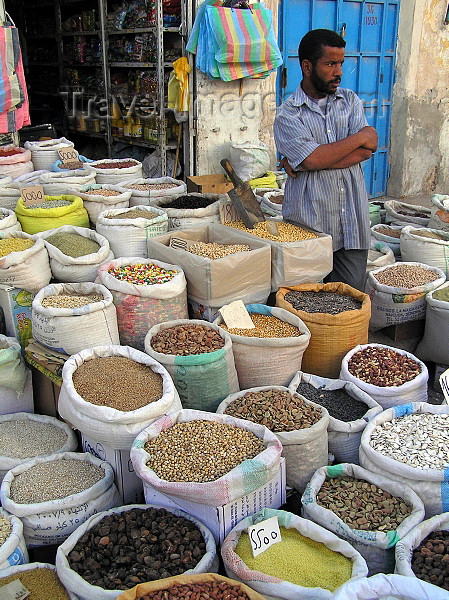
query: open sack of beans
[
  {"left": 58, "top": 345, "right": 181, "bottom": 449},
  {"left": 332, "top": 573, "right": 449, "bottom": 600},
  {"left": 384, "top": 200, "right": 431, "bottom": 227},
  {"left": 0, "top": 562, "right": 78, "bottom": 600},
  {"left": 359, "top": 402, "right": 449, "bottom": 517},
  {"left": 366, "top": 262, "right": 446, "bottom": 331},
  {"left": 415, "top": 283, "right": 449, "bottom": 364},
  {"left": 55, "top": 504, "right": 218, "bottom": 600},
  {"left": 0, "top": 412, "right": 77, "bottom": 483},
  {"left": 0, "top": 207, "right": 21, "bottom": 235},
  {"left": 221, "top": 507, "right": 368, "bottom": 600},
  {"left": 145, "top": 319, "right": 239, "bottom": 412},
  {"left": 214, "top": 304, "right": 311, "bottom": 389},
  {"left": 96, "top": 258, "right": 188, "bottom": 351},
  {"left": 38, "top": 225, "right": 114, "bottom": 282},
  {"left": 301, "top": 464, "right": 425, "bottom": 576},
  {"left": 217, "top": 386, "right": 329, "bottom": 493},
  {"left": 24, "top": 137, "right": 74, "bottom": 170},
  {"left": 340, "top": 344, "right": 428, "bottom": 409},
  {"left": 290, "top": 371, "right": 382, "bottom": 464},
  {"left": 371, "top": 223, "right": 403, "bottom": 256},
  {"left": 76, "top": 184, "right": 131, "bottom": 225},
  {"left": 0, "top": 147, "right": 33, "bottom": 179},
  {"left": 112, "top": 177, "right": 187, "bottom": 207},
  {"left": 0, "top": 232, "right": 51, "bottom": 293},
  {"left": 83, "top": 158, "right": 143, "bottom": 184},
  {"left": 152, "top": 193, "right": 228, "bottom": 230},
  {"left": 0, "top": 451, "right": 121, "bottom": 547},
  {"left": 39, "top": 169, "right": 96, "bottom": 195},
  {"left": 366, "top": 241, "right": 395, "bottom": 284},
  {"left": 429, "top": 193, "right": 449, "bottom": 232},
  {"left": 276, "top": 282, "right": 371, "bottom": 379},
  {"left": 96, "top": 206, "right": 168, "bottom": 258},
  {"left": 400, "top": 226, "right": 449, "bottom": 278},
  {"left": 32, "top": 283, "right": 120, "bottom": 355},
  {"left": 0, "top": 507, "right": 28, "bottom": 569},
  {"left": 15, "top": 194, "right": 89, "bottom": 234},
  {"left": 51, "top": 155, "right": 93, "bottom": 172},
  {"left": 131, "top": 409, "right": 282, "bottom": 507}
]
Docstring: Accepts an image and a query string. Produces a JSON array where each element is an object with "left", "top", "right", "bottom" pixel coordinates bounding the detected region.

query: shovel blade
[{"left": 227, "top": 184, "right": 266, "bottom": 229}]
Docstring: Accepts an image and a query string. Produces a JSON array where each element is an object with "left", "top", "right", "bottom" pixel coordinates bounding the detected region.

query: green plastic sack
[
  {"left": 248, "top": 171, "right": 278, "bottom": 189},
  {"left": 0, "top": 337, "right": 26, "bottom": 394},
  {"left": 15, "top": 195, "right": 89, "bottom": 234}
]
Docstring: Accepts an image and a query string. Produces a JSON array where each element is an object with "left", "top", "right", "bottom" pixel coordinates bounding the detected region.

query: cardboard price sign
[
  {"left": 219, "top": 299, "right": 254, "bottom": 329},
  {"left": 20, "top": 185, "right": 46, "bottom": 207},
  {"left": 57, "top": 147, "right": 79, "bottom": 164},
  {"left": 248, "top": 516, "right": 282, "bottom": 558},
  {"left": 169, "top": 237, "right": 194, "bottom": 251},
  {"left": 0, "top": 579, "right": 31, "bottom": 599}
]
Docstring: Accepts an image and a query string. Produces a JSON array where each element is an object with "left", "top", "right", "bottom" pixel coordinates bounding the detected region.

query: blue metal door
[{"left": 278, "top": 0, "right": 400, "bottom": 197}]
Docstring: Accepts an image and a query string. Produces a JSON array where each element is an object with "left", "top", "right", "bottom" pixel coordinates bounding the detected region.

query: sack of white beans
[
  {"left": 112, "top": 177, "right": 187, "bottom": 207},
  {"left": 83, "top": 158, "right": 143, "bottom": 184},
  {"left": 0, "top": 563, "right": 78, "bottom": 599},
  {"left": 24, "top": 137, "right": 74, "bottom": 171},
  {"left": 0, "top": 232, "right": 52, "bottom": 293},
  {"left": 76, "top": 184, "right": 131, "bottom": 224},
  {"left": 0, "top": 508, "right": 28, "bottom": 569},
  {"left": 333, "top": 573, "right": 448, "bottom": 600}
]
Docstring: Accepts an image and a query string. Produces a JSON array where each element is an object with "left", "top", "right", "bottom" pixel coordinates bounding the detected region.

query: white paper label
[
  {"left": 20, "top": 185, "right": 45, "bottom": 207},
  {"left": 169, "top": 237, "right": 193, "bottom": 251},
  {"left": 219, "top": 300, "right": 254, "bottom": 329},
  {"left": 248, "top": 516, "right": 282, "bottom": 558},
  {"left": 57, "top": 147, "right": 79, "bottom": 163},
  {"left": 440, "top": 368, "right": 449, "bottom": 403},
  {"left": 0, "top": 580, "right": 31, "bottom": 600}
]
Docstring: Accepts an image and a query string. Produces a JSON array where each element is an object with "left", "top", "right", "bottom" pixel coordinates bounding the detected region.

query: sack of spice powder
[
  {"left": 0, "top": 563, "right": 77, "bottom": 600},
  {"left": 0, "top": 208, "right": 21, "bottom": 235},
  {"left": 38, "top": 225, "right": 114, "bottom": 283},
  {"left": 333, "top": 573, "right": 449, "bottom": 600},
  {"left": 0, "top": 507, "right": 28, "bottom": 570},
  {"left": 15, "top": 194, "right": 89, "bottom": 235},
  {"left": 301, "top": 464, "right": 425, "bottom": 576},
  {"left": 0, "top": 232, "right": 51, "bottom": 293},
  {"left": 75, "top": 184, "right": 132, "bottom": 225},
  {"left": 415, "top": 283, "right": 449, "bottom": 365}
]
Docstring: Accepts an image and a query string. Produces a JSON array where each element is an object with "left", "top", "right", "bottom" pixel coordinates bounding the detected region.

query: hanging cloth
[{"left": 167, "top": 56, "right": 191, "bottom": 121}]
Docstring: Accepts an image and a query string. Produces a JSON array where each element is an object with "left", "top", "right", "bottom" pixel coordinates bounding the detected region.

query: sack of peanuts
[
  {"left": 152, "top": 193, "right": 228, "bottom": 230},
  {"left": 0, "top": 563, "right": 77, "bottom": 600},
  {"left": 301, "top": 464, "right": 425, "bottom": 576},
  {"left": 428, "top": 194, "right": 449, "bottom": 232},
  {"left": 359, "top": 402, "right": 449, "bottom": 517},
  {"left": 371, "top": 224, "right": 403, "bottom": 257},
  {"left": 217, "top": 385, "right": 329, "bottom": 493},
  {"left": 83, "top": 158, "right": 143, "bottom": 184},
  {"left": 0, "top": 208, "right": 21, "bottom": 235},
  {"left": 112, "top": 177, "right": 187, "bottom": 207},
  {"left": 366, "top": 262, "right": 446, "bottom": 331},
  {"left": 289, "top": 371, "right": 382, "bottom": 464},
  {"left": 0, "top": 147, "right": 33, "bottom": 179},
  {"left": 0, "top": 507, "right": 28, "bottom": 569},
  {"left": 0, "top": 232, "right": 51, "bottom": 293},
  {"left": 333, "top": 573, "right": 448, "bottom": 600},
  {"left": 400, "top": 226, "right": 449, "bottom": 278},
  {"left": 74, "top": 184, "right": 131, "bottom": 225},
  {"left": 384, "top": 200, "right": 431, "bottom": 227},
  {"left": 415, "top": 283, "right": 449, "bottom": 365}
]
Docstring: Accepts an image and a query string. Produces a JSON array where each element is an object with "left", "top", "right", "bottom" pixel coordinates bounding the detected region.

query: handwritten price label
[
  {"left": 219, "top": 299, "right": 254, "bottom": 329},
  {"left": 169, "top": 237, "right": 194, "bottom": 251},
  {"left": 20, "top": 185, "right": 46, "bottom": 207},
  {"left": 57, "top": 147, "right": 79, "bottom": 163},
  {"left": 248, "top": 516, "right": 282, "bottom": 558},
  {"left": 0, "top": 579, "right": 31, "bottom": 599}
]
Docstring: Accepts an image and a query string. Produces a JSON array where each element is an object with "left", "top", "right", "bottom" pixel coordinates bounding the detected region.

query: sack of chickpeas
[
  {"left": 0, "top": 507, "right": 28, "bottom": 570},
  {"left": 0, "top": 232, "right": 51, "bottom": 293},
  {"left": 0, "top": 563, "right": 78, "bottom": 600},
  {"left": 333, "top": 573, "right": 448, "bottom": 600}
]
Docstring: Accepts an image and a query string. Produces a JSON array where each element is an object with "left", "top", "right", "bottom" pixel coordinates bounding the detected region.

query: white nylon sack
[
  {"left": 0, "top": 451, "right": 121, "bottom": 547},
  {"left": 58, "top": 345, "right": 181, "bottom": 449},
  {"left": 0, "top": 177, "right": 19, "bottom": 211},
  {"left": 0, "top": 232, "right": 51, "bottom": 293},
  {"left": 0, "top": 148, "right": 33, "bottom": 179},
  {"left": 365, "top": 262, "right": 446, "bottom": 331},
  {"left": 32, "top": 282, "right": 120, "bottom": 355},
  {"left": 55, "top": 504, "right": 218, "bottom": 600},
  {"left": 366, "top": 242, "right": 395, "bottom": 284},
  {"left": 289, "top": 371, "right": 382, "bottom": 464},
  {"left": 75, "top": 185, "right": 131, "bottom": 225},
  {"left": 24, "top": 137, "right": 74, "bottom": 171},
  {"left": 359, "top": 402, "right": 449, "bottom": 517},
  {"left": 214, "top": 304, "right": 311, "bottom": 389},
  {"left": 340, "top": 344, "right": 428, "bottom": 409},
  {"left": 39, "top": 169, "right": 96, "bottom": 195},
  {"left": 0, "top": 208, "right": 21, "bottom": 235},
  {"left": 145, "top": 319, "right": 239, "bottom": 412},
  {"left": 217, "top": 386, "right": 329, "bottom": 493},
  {"left": 0, "top": 508, "right": 28, "bottom": 569},
  {"left": 333, "top": 573, "right": 449, "bottom": 600},
  {"left": 0, "top": 412, "right": 77, "bottom": 484},
  {"left": 371, "top": 224, "right": 403, "bottom": 256},
  {"left": 112, "top": 177, "right": 187, "bottom": 207},
  {"left": 84, "top": 159, "right": 143, "bottom": 184},
  {"left": 221, "top": 508, "right": 368, "bottom": 600},
  {"left": 153, "top": 193, "right": 228, "bottom": 230},
  {"left": 429, "top": 194, "right": 449, "bottom": 232},
  {"left": 415, "top": 283, "right": 449, "bottom": 364},
  {"left": 301, "top": 464, "right": 425, "bottom": 576},
  {"left": 96, "top": 205, "right": 168, "bottom": 258},
  {"left": 384, "top": 200, "right": 431, "bottom": 227},
  {"left": 400, "top": 226, "right": 449, "bottom": 278},
  {"left": 0, "top": 563, "right": 78, "bottom": 600},
  {"left": 260, "top": 190, "right": 283, "bottom": 216},
  {"left": 0, "top": 335, "right": 31, "bottom": 415},
  {"left": 229, "top": 141, "right": 271, "bottom": 181}
]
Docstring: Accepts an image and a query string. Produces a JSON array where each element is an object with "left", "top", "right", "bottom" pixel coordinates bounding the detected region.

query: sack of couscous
[
  {"left": 15, "top": 195, "right": 89, "bottom": 234},
  {"left": 0, "top": 232, "right": 51, "bottom": 293}
]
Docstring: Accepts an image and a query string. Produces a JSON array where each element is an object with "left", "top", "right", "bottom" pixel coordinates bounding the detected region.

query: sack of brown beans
[
  {"left": 214, "top": 304, "right": 311, "bottom": 389},
  {"left": 333, "top": 573, "right": 448, "bottom": 600},
  {"left": 96, "top": 258, "right": 188, "bottom": 351},
  {"left": 96, "top": 206, "right": 168, "bottom": 258},
  {"left": 289, "top": 371, "right": 382, "bottom": 464},
  {"left": 0, "top": 507, "right": 28, "bottom": 569},
  {"left": 400, "top": 226, "right": 449, "bottom": 278},
  {"left": 415, "top": 283, "right": 449, "bottom": 365},
  {"left": 366, "top": 241, "right": 395, "bottom": 284},
  {"left": 0, "top": 232, "right": 51, "bottom": 293},
  {"left": 75, "top": 184, "right": 132, "bottom": 225},
  {"left": 0, "top": 208, "right": 21, "bottom": 235},
  {"left": 276, "top": 282, "right": 371, "bottom": 379},
  {"left": 24, "top": 137, "right": 74, "bottom": 171},
  {"left": 217, "top": 385, "right": 329, "bottom": 493},
  {"left": 366, "top": 262, "right": 446, "bottom": 330},
  {"left": 145, "top": 319, "right": 239, "bottom": 412},
  {"left": 302, "top": 464, "right": 425, "bottom": 576},
  {"left": 0, "top": 562, "right": 78, "bottom": 600},
  {"left": 39, "top": 169, "right": 96, "bottom": 195},
  {"left": 38, "top": 225, "right": 114, "bottom": 282},
  {"left": 58, "top": 345, "right": 181, "bottom": 449},
  {"left": 371, "top": 223, "right": 403, "bottom": 256},
  {"left": 340, "top": 344, "right": 428, "bottom": 409},
  {"left": 32, "top": 282, "right": 120, "bottom": 355},
  {"left": 384, "top": 200, "right": 431, "bottom": 227},
  {"left": 152, "top": 193, "right": 228, "bottom": 231},
  {"left": 112, "top": 177, "right": 187, "bottom": 207},
  {"left": 359, "top": 402, "right": 449, "bottom": 517},
  {"left": 83, "top": 158, "right": 143, "bottom": 184},
  {"left": 429, "top": 194, "right": 449, "bottom": 232},
  {"left": 0, "top": 451, "right": 121, "bottom": 547},
  {"left": 55, "top": 504, "right": 218, "bottom": 600}
]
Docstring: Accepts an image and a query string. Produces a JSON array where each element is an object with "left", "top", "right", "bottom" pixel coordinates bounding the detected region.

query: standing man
[{"left": 274, "top": 28, "right": 378, "bottom": 292}]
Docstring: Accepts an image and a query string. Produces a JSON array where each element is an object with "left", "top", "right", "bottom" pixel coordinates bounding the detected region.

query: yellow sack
[
  {"left": 15, "top": 195, "right": 89, "bottom": 234},
  {"left": 249, "top": 171, "right": 278, "bottom": 189},
  {"left": 167, "top": 56, "right": 191, "bottom": 113}
]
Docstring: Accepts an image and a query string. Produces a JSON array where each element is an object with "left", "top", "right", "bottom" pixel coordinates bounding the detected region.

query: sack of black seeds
[
  {"left": 289, "top": 372, "right": 382, "bottom": 464},
  {"left": 152, "top": 193, "right": 228, "bottom": 230}
]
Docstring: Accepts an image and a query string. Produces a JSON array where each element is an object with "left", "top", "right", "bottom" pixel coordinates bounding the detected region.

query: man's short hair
[{"left": 298, "top": 29, "right": 346, "bottom": 65}]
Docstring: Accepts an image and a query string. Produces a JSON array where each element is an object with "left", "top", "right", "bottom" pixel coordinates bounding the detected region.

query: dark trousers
[{"left": 324, "top": 248, "right": 368, "bottom": 292}]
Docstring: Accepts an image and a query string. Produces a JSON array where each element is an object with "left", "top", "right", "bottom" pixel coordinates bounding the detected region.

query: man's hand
[
  {"left": 279, "top": 156, "right": 297, "bottom": 178},
  {"left": 359, "top": 126, "right": 378, "bottom": 152}
]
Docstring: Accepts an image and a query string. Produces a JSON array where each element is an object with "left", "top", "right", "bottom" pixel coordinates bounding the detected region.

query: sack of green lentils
[
  {"left": 384, "top": 200, "right": 431, "bottom": 227},
  {"left": 96, "top": 206, "right": 168, "bottom": 258},
  {"left": 289, "top": 372, "right": 382, "bottom": 464},
  {"left": 15, "top": 194, "right": 89, "bottom": 235},
  {"left": 0, "top": 508, "right": 28, "bottom": 569},
  {"left": 217, "top": 385, "right": 329, "bottom": 493},
  {"left": 333, "top": 573, "right": 449, "bottom": 600},
  {"left": 0, "top": 451, "right": 121, "bottom": 547},
  {"left": 111, "top": 177, "right": 187, "bottom": 207},
  {"left": 0, "top": 208, "right": 21, "bottom": 235},
  {"left": 32, "top": 282, "right": 120, "bottom": 355},
  {"left": 58, "top": 345, "right": 181, "bottom": 449},
  {"left": 214, "top": 304, "right": 311, "bottom": 389},
  {"left": 152, "top": 193, "right": 228, "bottom": 230},
  {"left": 415, "top": 283, "right": 449, "bottom": 364},
  {"left": 76, "top": 184, "right": 132, "bottom": 225},
  {"left": 400, "top": 226, "right": 449, "bottom": 278},
  {"left": 301, "top": 464, "right": 425, "bottom": 576},
  {"left": 0, "top": 562, "right": 78, "bottom": 599},
  {"left": 145, "top": 319, "right": 240, "bottom": 412},
  {"left": 39, "top": 169, "right": 96, "bottom": 195},
  {"left": 38, "top": 225, "right": 114, "bottom": 282},
  {"left": 221, "top": 507, "right": 368, "bottom": 600},
  {"left": 96, "top": 258, "right": 188, "bottom": 351},
  {"left": 0, "top": 232, "right": 51, "bottom": 293},
  {"left": 359, "top": 402, "right": 449, "bottom": 517},
  {"left": 371, "top": 223, "right": 403, "bottom": 257},
  {"left": 428, "top": 194, "right": 449, "bottom": 232}
]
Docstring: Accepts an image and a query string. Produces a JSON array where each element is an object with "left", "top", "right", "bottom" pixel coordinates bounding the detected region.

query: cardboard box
[
  {"left": 0, "top": 284, "right": 34, "bottom": 347},
  {"left": 27, "top": 362, "right": 62, "bottom": 418},
  {"left": 143, "top": 458, "right": 286, "bottom": 543},
  {"left": 188, "top": 298, "right": 221, "bottom": 323},
  {"left": 81, "top": 434, "right": 144, "bottom": 505},
  {"left": 187, "top": 174, "right": 233, "bottom": 195}
]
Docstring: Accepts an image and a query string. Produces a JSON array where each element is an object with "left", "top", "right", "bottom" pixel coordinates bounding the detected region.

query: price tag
[
  {"left": 169, "top": 237, "right": 194, "bottom": 251},
  {"left": 20, "top": 185, "right": 46, "bottom": 207},
  {"left": 219, "top": 299, "right": 254, "bottom": 329},
  {"left": 57, "top": 147, "right": 79, "bottom": 164},
  {"left": 0, "top": 580, "right": 31, "bottom": 600},
  {"left": 248, "top": 516, "right": 282, "bottom": 558}
]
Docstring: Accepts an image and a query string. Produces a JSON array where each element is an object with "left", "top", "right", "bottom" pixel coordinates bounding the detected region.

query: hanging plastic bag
[
  {"left": 167, "top": 57, "right": 191, "bottom": 122},
  {"left": 230, "top": 141, "right": 271, "bottom": 181}
]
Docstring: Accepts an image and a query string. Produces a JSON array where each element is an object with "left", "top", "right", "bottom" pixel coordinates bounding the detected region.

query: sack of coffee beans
[
  {"left": 0, "top": 507, "right": 28, "bottom": 570},
  {"left": 302, "top": 463, "right": 425, "bottom": 575},
  {"left": 333, "top": 572, "right": 449, "bottom": 600},
  {"left": 0, "top": 562, "right": 77, "bottom": 600}
]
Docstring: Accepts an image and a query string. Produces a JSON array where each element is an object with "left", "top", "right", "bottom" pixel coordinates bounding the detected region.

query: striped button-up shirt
[{"left": 274, "top": 84, "right": 371, "bottom": 251}]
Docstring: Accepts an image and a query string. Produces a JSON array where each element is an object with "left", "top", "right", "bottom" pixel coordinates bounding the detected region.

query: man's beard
[{"left": 310, "top": 67, "right": 341, "bottom": 95}]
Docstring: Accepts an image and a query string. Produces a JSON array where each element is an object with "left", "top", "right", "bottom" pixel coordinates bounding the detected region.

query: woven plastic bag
[
  {"left": 384, "top": 200, "right": 430, "bottom": 227},
  {"left": 0, "top": 207, "right": 21, "bottom": 235},
  {"left": 0, "top": 334, "right": 26, "bottom": 395},
  {"left": 0, "top": 563, "right": 77, "bottom": 600},
  {"left": 400, "top": 225, "right": 449, "bottom": 278},
  {"left": 112, "top": 177, "right": 186, "bottom": 207},
  {"left": 0, "top": 147, "right": 33, "bottom": 179},
  {"left": 366, "top": 241, "right": 395, "bottom": 284},
  {"left": 51, "top": 155, "right": 93, "bottom": 171},
  {"left": 371, "top": 223, "right": 403, "bottom": 256},
  {"left": 153, "top": 193, "right": 227, "bottom": 230},
  {"left": 39, "top": 169, "right": 96, "bottom": 195},
  {"left": 84, "top": 158, "right": 143, "bottom": 184},
  {"left": 15, "top": 194, "right": 89, "bottom": 234},
  {"left": 428, "top": 194, "right": 449, "bottom": 232},
  {"left": 415, "top": 283, "right": 449, "bottom": 364},
  {"left": 333, "top": 573, "right": 449, "bottom": 600},
  {"left": 76, "top": 184, "right": 131, "bottom": 224},
  {"left": 229, "top": 142, "right": 271, "bottom": 181},
  {"left": 0, "top": 231, "right": 51, "bottom": 293},
  {"left": 24, "top": 137, "right": 74, "bottom": 171},
  {"left": 0, "top": 508, "right": 28, "bottom": 569}
]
